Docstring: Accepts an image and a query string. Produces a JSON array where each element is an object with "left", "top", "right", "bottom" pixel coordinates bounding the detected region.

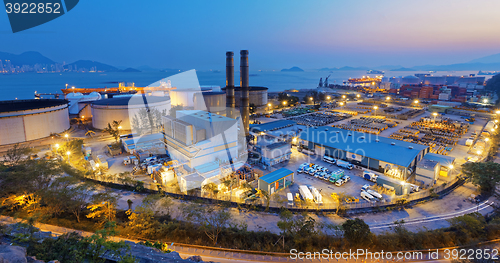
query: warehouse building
[
  {"left": 259, "top": 142, "right": 291, "bottom": 167},
  {"left": 258, "top": 168, "right": 294, "bottom": 194},
  {"left": 415, "top": 158, "right": 440, "bottom": 187},
  {"left": 0, "top": 99, "right": 70, "bottom": 145},
  {"left": 298, "top": 126, "right": 429, "bottom": 180}
]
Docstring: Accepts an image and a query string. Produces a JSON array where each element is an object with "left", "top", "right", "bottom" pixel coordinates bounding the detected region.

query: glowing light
[
  {"left": 433, "top": 112, "right": 438, "bottom": 116},
  {"left": 327, "top": 96, "right": 331, "bottom": 100},
  {"left": 386, "top": 96, "right": 391, "bottom": 100},
  {"left": 485, "top": 138, "right": 489, "bottom": 142},
  {"left": 339, "top": 102, "right": 344, "bottom": 106},
  {"left": 282, "top": 101, "right": 287, "bottom": 105},
  {"left": 356, "top": 94, "right": 360, "bottom": 98},
  {"left": 449, "top": 165, "right": 454, "bottom": 169},
  {"left": 342, "top": 95, "right": 346, "bottom": 99},
  {"left": 118, "top": 126, "right": 122, "bottom": 130},
  {"left": 268, "top": 103, "right": 272, "bottom": 107},
  {"left": 496, "top": 110, "right": 500, "bottom": 114},
  {"left": 309, "top": 97, "right": 313, "bottom": 101},
  {"left": 414, "top": 100, "right": 419, "bottom": 104},
  {"left": 55, "top": 144, "right": 59, "bottom": 148},
  {"left": 64, "top": 134, "right": 69, "bottom": 138},
  {"left": 66, "top": 151, "right": 71, "bottom": 156},
  {"left": 72, "top": 86, "right": 75, "bottom": 89},
  {"left": 81, "top": 116, "right": 85, "bottom": 119},
  {"left": 373, "top": 106, "right": 378, "bottom": 110},
  {"left": 483, "top": 99, "right": 488, "bottom": 103},
  {"left": 96, "top": 163, "right": 99, "bottom": 167}
]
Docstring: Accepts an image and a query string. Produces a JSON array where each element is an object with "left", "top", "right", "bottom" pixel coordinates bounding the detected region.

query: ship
[{"left": 366, "top": 70, "right": 384, "bottom": 74}]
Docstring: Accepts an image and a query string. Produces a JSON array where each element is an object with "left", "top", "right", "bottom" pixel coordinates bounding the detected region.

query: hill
[
  {"left": 120, "top": 68, "right": 141, "bottom": 72},
  {"left": 469, "top": 53, "right": 500, "bottom": 64},
  {"left": 0, "top": 51, "right": 55, "bottom": 66},
  {"left": 281, "top": 66, "right": 304, "bottom": 72},
  {"left": 68, "top": 60, "right": 119, "bottom": 72}
]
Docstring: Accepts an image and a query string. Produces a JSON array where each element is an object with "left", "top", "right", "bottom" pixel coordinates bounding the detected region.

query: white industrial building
[
  {"left": 0, "top": 99, "right": 70, "bottom": 145},
  {"left": 163, "top": 110, "right": 246, "bottom": 193}
]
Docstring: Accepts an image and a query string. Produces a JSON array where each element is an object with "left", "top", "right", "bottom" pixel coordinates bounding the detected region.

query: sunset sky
[{"left": 1, "top": 0, "right": 500, "bottom": 69}]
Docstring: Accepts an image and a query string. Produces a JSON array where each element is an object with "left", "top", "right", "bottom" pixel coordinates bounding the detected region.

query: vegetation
[
  {"left": 131, "top": 107, "right": 166, "bottom": 135},
  {"left": 485, "top": 73, "right": 500, "bottom": 104},
  {"left": 461, "top": 162, "right": 500, "bottom": 193},
  {"left": 169, "top": 104, "right": 184, "bottom": 118},
  {"left": 104, "top": 120, "right": 122, "bottom": 142}
]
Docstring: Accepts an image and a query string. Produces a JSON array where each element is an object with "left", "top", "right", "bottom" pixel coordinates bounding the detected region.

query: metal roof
[
  {"left": 91, "top": 95, "right": 169, "bottom": 106},
  {"left": 250, "top": 120, "right": 296, "bottom": 132},
  {"left": 299, "top": 126, "right": 428, "bottom": 168},
  {"left": 423, "top": 153, "right": 455, "bottom": 166},
  {"left": 0, "top": 99, "right": 68, "bottom": 113},
  {"left": 259, "top": 168, "right": 293, "bottom": 184}
]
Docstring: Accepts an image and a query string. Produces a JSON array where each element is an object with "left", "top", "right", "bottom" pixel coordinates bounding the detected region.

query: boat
[{"left": 367, "top": 70, "right": 384, "bottom": 74}]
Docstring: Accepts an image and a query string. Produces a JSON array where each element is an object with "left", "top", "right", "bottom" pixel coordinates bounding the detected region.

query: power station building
[
  {"left": 91, "top": 95, "right": 171, "bottom": 130},
  {"left": 162, "top": 110, "right": 245, "bottom": 193},
  {"left": 0, "top": 99, "right": 70, "bottom": 145},
  {"left": 298, "top": 126, "right": 429, "bottom": 181}
]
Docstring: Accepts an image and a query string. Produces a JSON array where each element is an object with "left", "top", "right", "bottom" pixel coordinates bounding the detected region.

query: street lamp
[
  {"left": 432, "top": 112, "right": 438, "bottom": 121},
  {"left": 386, "top": 96, "right": 391, "bottom": 101},
  {"left": 64, "top": 133, "right": 69, "bottom": 141},
  {"left": 326, "top": 96, "right": 331, "bottom": 100},
  {"left": 373, "top": 106, "right": 378, "bottom": 116},
  {"left": 267, "top": 103, "right": 272, "bottom": 111},
  {"left": 485, "top": 138, "right": 490, "bottom": 142},
  {"left": 66, "top": 151, "right": 71, "bottom": 163},
  {"left": 496, "top": 110, "right": 500, "bottom": 115},
  {"left": 356, "top": 94, "right": 360, "bottom": 98},
  {"left": 342, "top": 95, "right": 346, "bottom": 99}
]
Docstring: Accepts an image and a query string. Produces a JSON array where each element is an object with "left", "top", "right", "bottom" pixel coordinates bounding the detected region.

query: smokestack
[
  {"left": 240, "top": 50, "right": 250, "bottom": 136},
  {"left": 225, "top": 51, "right": 235, "bottom": 118}
]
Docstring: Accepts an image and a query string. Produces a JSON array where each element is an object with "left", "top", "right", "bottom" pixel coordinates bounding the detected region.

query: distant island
[
  {"left": 281, "top": 66, "right": 304, "bottom": 72},
  {"left": 120, "top": 68, "right": 141, "bottom": 73},
  {"left": 390, "top": 67, "right": 416, "bottom": 71}
]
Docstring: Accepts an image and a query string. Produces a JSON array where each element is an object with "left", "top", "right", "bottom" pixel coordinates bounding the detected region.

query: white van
[
  {"left": 323, "top": 155, "right": 335, "bottom": 164},
  {"left": 361, "top": 191, "right": 375, "bottom": 202}
]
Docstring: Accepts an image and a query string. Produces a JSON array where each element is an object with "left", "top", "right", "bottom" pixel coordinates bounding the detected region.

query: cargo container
[{"left": 375, "top": 174, "right": 411, "bottom": 195}]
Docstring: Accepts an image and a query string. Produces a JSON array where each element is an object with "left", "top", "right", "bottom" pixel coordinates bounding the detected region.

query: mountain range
[{"left": 2, "top": 50, "right": 500, "bottom": 72}]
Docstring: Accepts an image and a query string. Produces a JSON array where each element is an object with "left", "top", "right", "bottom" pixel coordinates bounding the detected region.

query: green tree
[
  {"left": 86, "top": 192, "right": 118, "bottom": 225},
  {"left": 277, "top": 208, "right": 316, "bottom": 237},
  {"left": 342, "top": 218, "right": 372, "bottom": 246},
  {"left": 448, "top": 213, "right": 486, "bottom": 243},
  {"left": 462, "top": 162, "right": 500, "bottom": 193},
  {"left": 169, "top": 104, "right": 184, "bottom": 118},
  {"left": 2, "top": 143, "right": 33, "bottom": 165},
  {"left": 131, "top": 107, "right": 166, "bottom": 135},
  {"left": 104, "top": 120, "right": 122, "bottom": 142}
]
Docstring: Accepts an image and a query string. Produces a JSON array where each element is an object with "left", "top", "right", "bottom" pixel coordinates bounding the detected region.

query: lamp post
[
  {"left": 282, "top": 101, "right": 287, "bottom": 107},
  {"left": 64, "top": 133, "right": 69, "bottom": 141},
  {"left": 339, "top": 102, "right": 344, "bottom": 109},
  {"left": 267, "top": 103, "right": 272, "bottom": 112},
  {"left": 373, "top": 106, "right": 378, "bottom": 116},
  {"left": 413, "top": 100, "right": 419, "bottom": 107},
  {"left": 432, "top": 112, "right": 438, "bottom": 122},
  {"left": 309, "top": 97, "right": 314, "bottom": 105},
  {"left": 66, "top": 151, "right": 71, "bottom": 163},
  {"left": 386, "top": 96, "right": 391, "bottom": 101}
]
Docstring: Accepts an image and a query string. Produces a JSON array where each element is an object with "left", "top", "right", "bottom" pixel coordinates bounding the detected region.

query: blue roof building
[
  {"left": 298, "top": 126, "right": 429, "bottom": 180},
  {"left": 258, "top": 168, "right": 294, "bottom": 193}
]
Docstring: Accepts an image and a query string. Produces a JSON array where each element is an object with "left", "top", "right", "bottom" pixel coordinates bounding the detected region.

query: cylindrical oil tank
[
  {"left": 193, "top": 91, "right": 227, "bottom": 116},
  {"left": 221, "top": 86, "right": 268, "bottom": 107},
  {"left": 170, "top": 87, "right": 213, "bottom": 108},
  {"left": 0, "top": 99, "right": 70, "bottom": 145},
  {"left": 91, "top": 95, "right": 171, "bottom": 130}
]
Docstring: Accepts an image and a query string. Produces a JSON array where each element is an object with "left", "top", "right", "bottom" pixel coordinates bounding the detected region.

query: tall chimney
[
  {"left": 225, "top": 51, "right": 235, "bottom": 118},
  {"left": 240, "top": 50, "right": 250, "bottom": 136}
]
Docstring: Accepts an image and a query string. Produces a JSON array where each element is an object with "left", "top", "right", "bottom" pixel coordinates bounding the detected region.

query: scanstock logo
[{"left": 3, "top": 0, "right": 79, "bottom": 33}]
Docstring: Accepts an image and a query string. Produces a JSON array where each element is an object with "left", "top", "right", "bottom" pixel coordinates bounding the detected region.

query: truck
[
  {"left": 367, "top": 189, "right": 383, "bottom": 199},
  {"left": 287, "top": 193, "right": 294, "bottom": 206},
  {"left": 308, "top": 186, "right": 323, "bottom": 204},
  {"left": 298, "top": 185, "right": 314, "bottom": 203},
  {"left": 336, "top": 160, "right": 353, "bottom": 170},
  {"left": 363, "top": 171, "right": 378, "bottom": 182},
  {"left": 360, "top": 191, "right": 375, "bottom": 202},
  {"left": 123, "top": 156, "right": 138, "bottom": 165},
  {"left": 329, "top": 169, "right": 344, "bottom": 183}
]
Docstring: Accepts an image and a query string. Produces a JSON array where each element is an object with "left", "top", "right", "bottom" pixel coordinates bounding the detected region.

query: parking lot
[{"left": 271, "top": 148, "right": 390, "bottom": 208}]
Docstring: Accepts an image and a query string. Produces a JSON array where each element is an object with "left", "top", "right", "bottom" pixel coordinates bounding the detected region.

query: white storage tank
[
  {"left": 91, "top": 95, "right": 171, "bottom": 130},
  {"left": 0, "top": 99, "right": 70, "bottom": 145}
]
